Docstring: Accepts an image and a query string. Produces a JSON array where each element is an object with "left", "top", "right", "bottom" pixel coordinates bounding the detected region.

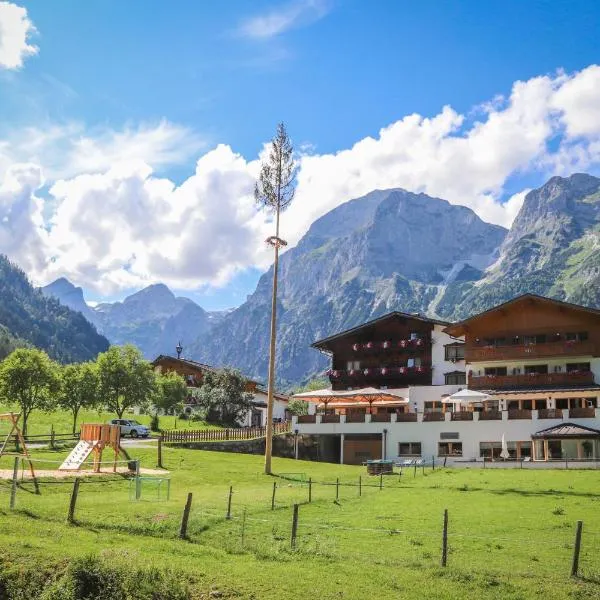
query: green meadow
[{"left": 0, "top": 442, "right": 599, "bottom": 599}]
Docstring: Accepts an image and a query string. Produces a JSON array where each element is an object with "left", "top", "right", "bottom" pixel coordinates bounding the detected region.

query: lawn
[
  {"left": 0, "top": 446, "right": 599, "bottom": 599},
  {"left": 0, "top": 404, "right": 219, "bottom": 436}
]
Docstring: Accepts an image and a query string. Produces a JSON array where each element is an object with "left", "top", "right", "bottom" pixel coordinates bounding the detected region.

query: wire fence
[{"left": 1, "top": 464, "right": 598, "bottom": 581}]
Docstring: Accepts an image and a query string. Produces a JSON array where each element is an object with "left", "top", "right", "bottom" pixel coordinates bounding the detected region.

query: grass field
[
  {"left": 0, "top": 404, "right": 219, "bottom": 436},
  {"left": 0, "top": 445, "right": 599, "bottom": 599}
]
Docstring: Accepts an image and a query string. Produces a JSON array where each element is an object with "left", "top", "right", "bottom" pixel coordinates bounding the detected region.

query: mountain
[
  {"left": 0, "top": 255, "right": 109, "bottom": 362},
  {"left": 42, "top": 281, "right": 215, "bottom": 359},
  {"left": 42, "top": 277, "right": 96, "bottom": 321},
  {"left": 188, "top": 188, "right": 508, "bottom": 386},
  {"left": 436, "top": 173, "right": 600, "bottom": 318}
]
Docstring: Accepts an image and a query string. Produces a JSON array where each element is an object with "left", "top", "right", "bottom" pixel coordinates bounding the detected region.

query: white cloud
[
  {"left": 2, "top": 64, "right": 600, "bottom": 297},
  {"left": 0, "top": 120, "right": 205, "bottom": 181},
  {"left": 237, "top": 0, "right": 331, "bottom": 39},
  {"left": 0, "top": 1, "right": 37, "bottom": 69}
]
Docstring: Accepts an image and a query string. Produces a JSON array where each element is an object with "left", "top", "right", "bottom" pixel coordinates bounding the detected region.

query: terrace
[{"left": 469, "top": 370, "right": 595, "bottom": 390}]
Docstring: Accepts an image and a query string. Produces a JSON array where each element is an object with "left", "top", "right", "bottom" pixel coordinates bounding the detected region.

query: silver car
[{"left": 109, "top": 419, "right": 150, "bottom": 438}]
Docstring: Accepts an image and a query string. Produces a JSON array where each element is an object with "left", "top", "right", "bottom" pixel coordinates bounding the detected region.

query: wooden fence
[{"left": 160, "top": 421, "right": 291, "bottom": 443}]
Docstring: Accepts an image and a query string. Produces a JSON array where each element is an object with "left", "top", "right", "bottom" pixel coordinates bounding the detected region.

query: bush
[
  {"left": 150, "top": 414, "right": 160, "bottom": 431},
  {"left": 177, "top": 412, "right": 189, "bottom": 420}
]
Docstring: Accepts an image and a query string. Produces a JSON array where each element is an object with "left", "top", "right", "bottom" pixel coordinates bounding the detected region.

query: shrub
[{"left": 150, "top": 414, "right": 160, "bottom": 431}]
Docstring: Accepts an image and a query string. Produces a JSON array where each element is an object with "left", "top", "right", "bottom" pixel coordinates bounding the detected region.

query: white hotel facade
[{"left": 291, "top": 295, "right": 600, "bottom": 464}]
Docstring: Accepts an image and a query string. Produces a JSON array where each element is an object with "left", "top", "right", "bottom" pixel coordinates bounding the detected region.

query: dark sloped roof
[
  {"left": 444, "top": 293, "right": 600, "bottom": 337},
  {"left": 532, "top": 422, "right": 600, "bottom": 438},
  {"left": 312, "top": 311, "right": 450, "bottom": 349}
]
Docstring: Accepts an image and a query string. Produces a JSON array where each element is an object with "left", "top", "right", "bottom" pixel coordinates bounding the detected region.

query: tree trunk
[
  {"left": 72, "top": 407, "right": 80, "bottom": 435},
  {"left": 116, "top": 407, "right": 125, "bottom": 419}
]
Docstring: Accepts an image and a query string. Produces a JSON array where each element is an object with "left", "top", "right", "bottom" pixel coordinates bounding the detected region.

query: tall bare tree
[{"left": 255, "top": 122, "right": 296, "bottom": 474}]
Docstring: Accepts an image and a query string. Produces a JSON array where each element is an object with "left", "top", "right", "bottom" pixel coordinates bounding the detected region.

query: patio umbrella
[
  {"left": 500, "top": 433, "right": 510, "bottom": 460},
  {"left": 446, "top": 389, "right": 491, "bottom": 402}
]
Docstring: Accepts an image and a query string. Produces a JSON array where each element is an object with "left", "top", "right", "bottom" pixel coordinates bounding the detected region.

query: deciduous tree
[
  {"left": 58, "top": 361, "right": 100, "bottom": 434},
  {"left": 195, "top": 368, "right": 254, "bottom": 427},
  {"left": 153, "top": 371, "right": 188, "bottom": 416},
  {"left": 0, "top": 348, "right": 60, "bottom": 435},
  {"left": 96, "top": 345, "right": 155, "bottom": 419}
]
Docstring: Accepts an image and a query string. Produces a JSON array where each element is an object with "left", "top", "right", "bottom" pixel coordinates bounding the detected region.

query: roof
[
  {"left": 312, "top": 311, "right": 451, "bottom": 350},
  {"left": 532, "top": 422, "right": 600, "bottom": 439},
  {"left": 254, "top": 387, "right": 290, "bottom": 402},
  {"left": 151, "top": 355, "right": 259, "bottom": 386},
  {"left": 444, "top": 294, "right": 600, "bottom": 337}
]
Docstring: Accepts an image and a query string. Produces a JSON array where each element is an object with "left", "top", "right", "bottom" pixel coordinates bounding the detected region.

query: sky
[{"left": 1, "top": 0, "right": 600, "bottom": 310}]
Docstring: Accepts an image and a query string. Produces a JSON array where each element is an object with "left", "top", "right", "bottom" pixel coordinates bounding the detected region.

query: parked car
[{"left": 109, "top": 419, "right": 150, "bottom": 438}]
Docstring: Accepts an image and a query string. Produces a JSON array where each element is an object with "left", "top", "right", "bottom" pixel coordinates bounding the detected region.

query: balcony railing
[
  {"left": 469, "top": 371, "right": 595, "bottom": 390},
  {"left": 423, "top": 412, "right": 445, "bottom": 422},
  {"left": 329, "top": 365, "right": 431, "bottom": 382},
  {"left": 297, "top": 415, "right": 316, "bottom": 424},
  {"left": 371, "top": 413, "right": 391, "bottom": 423},
  {"left": 568, "top": 407, "right": 596, "bottom": 418},
  {"left": 508, "top": 409, "right": 532, "bottom": 420},
  {"left": 396, "top": 413, "right": 417, "bottom": 422},
  {"left": 321, "top": 414, "right": 340, "bottom": 423},
  {"left": 478, "top": 410, "right": 502, "bottom": 420},
  {"left": 346, "top": 413, "right": 366, "bottom": 423},
  {"left": 451, "top": 411, "right": 474, "bottom": 421},
  {"left": 538, "top": 409, "right": 563, "bottom": 419},
  {"left": 466, "top": 340, "right": 597, "bottom": 362}
]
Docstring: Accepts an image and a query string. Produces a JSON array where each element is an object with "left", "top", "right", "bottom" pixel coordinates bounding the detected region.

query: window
[
  {"left": 566, "top": 332, "right": 588, "bottom": 342},
  {"left": 398, "top": 442, "right": 422, "bottom": 456},
  {"left": 407, "top": 357, "right": 422, "bottom": 367},
  {"left": 511, "top": 367, "right": 521, "bottom": 375},
  {"left": 445, "top": 344, "right": 465, "bottom": 361},
  {"left": 445, "top": 372, "right": 466, "bottom": 385},
  {"left": 484, "top": 367, "right": 507, "bottom": 376},
  {"left": 410, "top": 332, "right": 419, "bottom": 340},
  {"left": 525, "top": 364, "right": 548, "bottom": 375},
  {"left": 438, "top": 442, "right": 462, "bottom": 456},
  {"left": 424, "top": 401, "right": 443, "bottom": 413},
  {"left": 440, "top": 432, "right": 460, "bottom": 440},
  {"left": 553, "top": 365, "right": 562, "bottom": 373},
  {"left": 346, "top": 360, "right": 360, "bottom": 370},
  {"left": 566, "top": 362, "right": 591, "bottom": 372}
]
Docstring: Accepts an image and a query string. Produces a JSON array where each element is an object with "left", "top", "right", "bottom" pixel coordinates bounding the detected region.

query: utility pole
[{"left": 255, "top": 123, "right": 296, "bottom": 475}]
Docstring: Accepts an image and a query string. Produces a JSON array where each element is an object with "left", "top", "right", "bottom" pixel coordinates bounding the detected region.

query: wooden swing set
[{"left": 0, "top": 412, "right": 38, "bottom": 488}]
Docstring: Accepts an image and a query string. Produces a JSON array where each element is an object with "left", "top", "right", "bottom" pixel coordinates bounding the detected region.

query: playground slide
[{"left": 59, "top": 440, "right": 97, "bottom": 470}]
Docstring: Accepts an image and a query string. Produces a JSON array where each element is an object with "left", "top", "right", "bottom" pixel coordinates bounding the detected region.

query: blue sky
[{"left": 1, "top": 0, "right": 600, "bottom": 310}]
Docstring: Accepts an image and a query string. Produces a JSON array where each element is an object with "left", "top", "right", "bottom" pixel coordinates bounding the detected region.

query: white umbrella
[
  {"left": 500, "top": 433, "right": 510, "bottom": 460},
  {"left": 447, "top": 389, "right": 491, "bottom": 402}
]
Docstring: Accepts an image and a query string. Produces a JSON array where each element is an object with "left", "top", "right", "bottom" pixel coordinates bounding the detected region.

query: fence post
[
  {"left": 291, "top": 503, "right": 299, "bottom": 549},
  {"left": 414, "top": 462, "right": 417, "bottom": 478},
  {"left": 50, "top": 425, "right": 55, "bottom": 450},
  {"left": 241, "top": 507, "right": 247, "bottom": 547},
  {"left": 226, "top": 485, "right": 233, "bottom": 520},
  {"left": 432, "top": 455, "right": 435, "bottom": 471},
  {"left": 179, "top": 492, "right": 193, "bottom": 539},
  {"left": 9, "top": 456, "right": 19, "bottom": 509},
  {"left": 67, "top": 478, "right": 81, "bottom": 524},
  {"left": 441, "top": 508, "right": 448, "bottom": 567},
  {"left": 358, "top": 475, "right": 362, "bottom": 497},
  {"left": 571, "top": 520, "right": 583, "bottom": 577},
  {"left": 443, "top": 456, "right": 447, "bottom": 468},
  {"left": 157, "top": 437, "right": 163, "bottom": 469},
  {"left": 271, "top": 481, "right": 277, "bottom": 510},
  {"left": 379, "top": 472, "right": 383, "bottom": 490},
  {"left": 336, "top": 478, "right": 339, "bottom": 501},
  {"left": 135, "top": 460, "right": 141, "bottom": 500},
  {"left": 308, "top": 477, "right": 312, "bottom": 503}
]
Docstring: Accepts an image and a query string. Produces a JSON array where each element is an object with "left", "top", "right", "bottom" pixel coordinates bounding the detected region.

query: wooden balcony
[
  {"left": 538, "top": 409, "right": 563, "bottom": 419},
  {"left": 469, "top": 371, "right": 595, "bottom": 390},
  {"left": 466, "top": 340, "right": 597, "bottom": 362},
  {"left": 568, "top": 407, "right": 596, "bottom": 418}
]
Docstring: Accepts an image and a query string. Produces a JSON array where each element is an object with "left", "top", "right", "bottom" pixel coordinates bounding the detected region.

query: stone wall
[{"left": 168, "top": 433, "right": 326, "bottom": 461}]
